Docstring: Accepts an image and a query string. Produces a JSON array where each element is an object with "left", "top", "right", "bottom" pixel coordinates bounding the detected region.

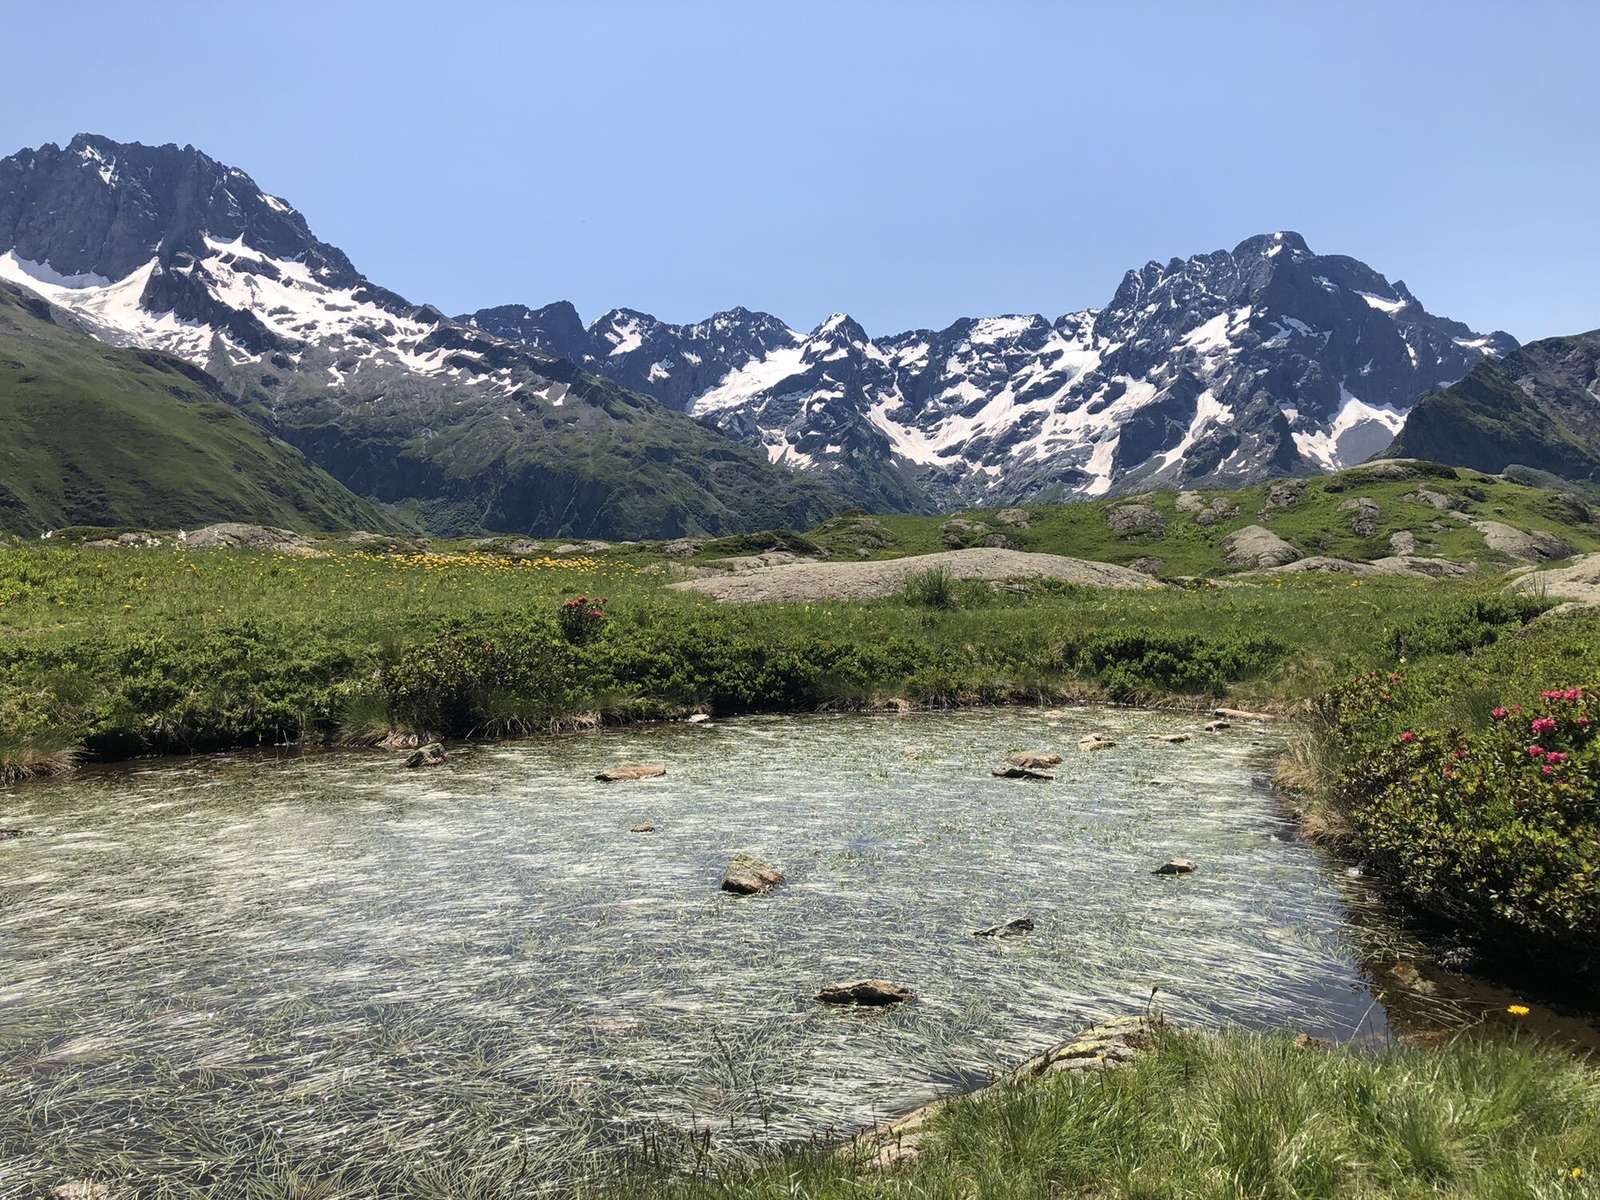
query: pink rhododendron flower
[
  {"left": 1492, "top": 707, "right": 1509, "bottom": 720},
  {"left": 1546, "top": 751, "right": 1569, "bottom": 764},
  {"left": 1544, "top": 765, "right": 1554, "bottom": 776},
  {"left": 1399, "top": 731, "right": 1416, "bottom": 744},
  {"left": 1529, "top": 745, "right": 1546, "bottom": 758},
  {"left": 1531, "top": 717, "right": 1557, "bottom": 736}
]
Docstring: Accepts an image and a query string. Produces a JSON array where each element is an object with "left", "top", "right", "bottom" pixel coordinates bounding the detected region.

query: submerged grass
[{"left": 589, "top": 1028, "right": 1600, "bottom": 1200}]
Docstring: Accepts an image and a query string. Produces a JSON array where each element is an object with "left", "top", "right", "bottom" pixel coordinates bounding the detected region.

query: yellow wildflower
[{"left": 1507, "top": 1004, "right": 1530, "bottom": 1017}]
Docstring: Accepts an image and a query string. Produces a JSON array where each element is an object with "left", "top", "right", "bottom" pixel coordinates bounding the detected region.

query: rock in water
[
  {"left": 721, "top": 854, "right": 784, "bottom": 894},
  {"left": 1007, "top": 750, "right": 1063, "bottom": 768},
  {"left": 629, "top": 823, "right": 656, "bottom": 833},
  {"left": 1154, "top": 858, "right": 1197, "bottom": 875},
  {"left": 404, "top": 743, "right": 447, "bottom": 769},
  {"left": 1079, "top": 734, "right": 1116, "bottom": 752},
  {"left": 1205, "top": 720, "right": 1231, "bottom": 732},
  {"left": 1147, "top": 733, "right": 1191, "bottom": 744},
  {"left": 687, "top": 713, "right": 712, "bottom": 724},
  {"left": 974, "top": 917, "right": 1035, "bottom": 938},
  {"left": 595, "top": 763, "right": 667, "bottom": 781},
  {"left": 0, "top": 828, "right": 28, "bottom": 840},
  {"left": 817, "top": 979, "right": 916, "bottom": 1006},
  {"left": 991, "top": 765, "right": 1055, "bottom": 780}
]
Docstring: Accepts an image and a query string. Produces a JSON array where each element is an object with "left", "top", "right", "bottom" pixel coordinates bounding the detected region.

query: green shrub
[
  {"left": 1067, "top": 630, "right": 1286, "bottom": 700},
  {"left": 902, "top": 566, "right": 957, "bottom": 609},
  {"left": 1385, "top": 595, "right": 1547, "bottom": 660}
]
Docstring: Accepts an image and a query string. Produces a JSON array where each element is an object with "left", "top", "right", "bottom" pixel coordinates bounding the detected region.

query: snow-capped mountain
[
  {"left": 465, "top": 232, "right": 1516, "bottom": 505},
  {"left": 0, "top": 134, "right": 841, "bottom": 537}
]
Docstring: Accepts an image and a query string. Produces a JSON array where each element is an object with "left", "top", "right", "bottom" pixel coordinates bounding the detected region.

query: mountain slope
[
  {"left": 1387, "top": 331, "right": 1600, "bottom": 481},
  {"left": 466, "top": 233, "right": 1514, "bottom": 507},
  {"left": 0, "top": 280, "right": 394, "bottom": 534},
  {"left": 0, "top": 134, "right": 843, "bottom": 538}
]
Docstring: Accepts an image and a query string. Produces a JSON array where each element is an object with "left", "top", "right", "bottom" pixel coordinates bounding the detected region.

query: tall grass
[{"left": 587, "top": 1029, "right": 1600, "bottom": 1200}]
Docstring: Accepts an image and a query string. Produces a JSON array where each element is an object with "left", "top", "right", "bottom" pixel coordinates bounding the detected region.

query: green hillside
[
  {"left": 0, "top": 282, "right": 400, "bottom": 535},
  {"left": 678, "top": 460, "right": 1600, "bottom": 576}
]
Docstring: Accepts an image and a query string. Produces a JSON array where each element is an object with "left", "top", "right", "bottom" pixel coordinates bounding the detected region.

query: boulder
[
  {"left": 1147, "top": 733, "right": 1191, "bottom": 744},
  {"left": 1107, "top": 503, "right": 1166, "bottom": 538},
  {"left": 1129, "top": 556, "right": 1165, "bottom": 577},
  {"left": 1388, "top": 530, "right": 1419, "bottom": 556},
  {"left": 0, "top": 828, "right": 27, "bottom": 840},
  {"left": 1221, "top": 525, "right": 1300, "bottom": 569},
  {"left": 687, "top": 713, "right": 712, "bottom": 724},
  {"left": 596, "top": 763, "right": 667, "bottom": 782},
  {"left": 1474, "top": 520, "right": 1573, "bottom": 563},
  {"left": 1263, "top": 479, "right": 1306, "bottom": 511},
  {"left": 721, "top": 854, "right": 784, "bottom": 894},
  {"left": 1509, "top": 553, "right": 1600, "bottom": 606},
  {"left": 1007, "top": 750, "right": 1063, "bottom": 768},
  {"left": 994, "top": 508, "right": 1032, "bottom": 528},
  {"left": 992, "top": 764, "right": 1055, "bottom": 780},
  {"left": 181, "top": 523, "right": 319, "bottom": 555},
  {"left": 1193, "top": 499, "right": 1241, "bottom": 527},
  {"left": 974, "top": 917, "right": 1035, "bottom": 938},
  {"left": 550, "top": 540, "right": 613, "bottom": 555},
  {"left": 85, "top": 531, "right": 163, "bottom": 549},
  {"left": 940, "top": 518, "right": 994, "bottom": 548},
  {"left": 660, "top": 537, "right": 704, "bottom": 557},
  {"left": 629, "top": 823, "right": 656, "bottom": 833},
  {"left": 1175, "top": 491, "right": 1206, "bottom": 513},
  {"left": 1338, "top": 496, "right": 1381, "bottom": 536},
  {"left": 1205, "top": 720, "right": 1231, "bottom": 732},
  {"left": 1154, "top": 858, "right": 1197, "bottom": 875},
  {"left": 404, "top": 743, "right": 447, "bottom": 769},
  {"left": 1402, "top": 487, "right": 1457, "bottom": 512},
  {"left": 816, "top": 979, "right": 916, "bottom": 1006},
  {"left": 1079, "top": 734, "right": 1116, "bottom": 752}
]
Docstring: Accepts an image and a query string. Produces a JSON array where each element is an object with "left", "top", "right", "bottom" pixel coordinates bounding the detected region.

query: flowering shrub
[
  {"left": 558, "top": 595, "right": 608, "bottom": 644},
  {"left": 1323, "top": 671, "right": 1600, "bottom": 965}
]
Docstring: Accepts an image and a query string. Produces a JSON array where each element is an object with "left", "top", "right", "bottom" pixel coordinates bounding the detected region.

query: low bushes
[
  {"left": 1310, "top": 612, "right": 1600, "bottom": 980},
  {"left": 1066, "top": 630, "right": 1285, "bottom": 700}
]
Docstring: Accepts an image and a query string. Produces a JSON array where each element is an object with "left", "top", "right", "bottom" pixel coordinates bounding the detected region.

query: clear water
[{"left": 0, "top": 708, "right": 1401, "bottom": 1193}]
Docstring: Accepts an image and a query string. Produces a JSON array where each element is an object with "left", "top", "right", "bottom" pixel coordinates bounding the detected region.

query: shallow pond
[{"left": 2, "top": 708, "right": 1424, "bottom": 1192}]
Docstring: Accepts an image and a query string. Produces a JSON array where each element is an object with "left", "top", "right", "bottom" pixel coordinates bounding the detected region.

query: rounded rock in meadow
[{"left": 816, "top": 979, "right": 916, "bottom": 1006}]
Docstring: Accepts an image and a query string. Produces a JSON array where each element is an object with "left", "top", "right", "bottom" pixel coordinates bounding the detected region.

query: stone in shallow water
[
  {"left": 817, "top": 979, "right": 916, "bottom": 1006},
  {"left": 1079, "top": 734, "right": 1116, "bottom": 751},
  {"left": 629, "top": 823, "right": 656, "bottom": 833},
  {"left": 0, "top": 828, "right": 28, "bottom": 840},
  {"left": 991, "top": 764, "right": 1055, "bottom": 780},
  {"left": 595, "top": 763, "right": 666, "bottom": 781},
  {"left": 1148, "top": 733, "right": 1191, "bottom": 744},
  {"left": 1007, "top": 750, "right": 1063, "bottom": 768},
  {"left": 1154, "top": 858, "right": 1197, "bottom": 875},
  {"left": 404, "top": 743, "right": 446, "bottom": 769},
  {"left": 974, "top": 917, "right": 1035, "bottom": 938},
  {"left": 721, "top": 854, "right": 783, "bottom": 894},
  {"left": 686, "top": 713, "right": 711, "bottom": 724}
]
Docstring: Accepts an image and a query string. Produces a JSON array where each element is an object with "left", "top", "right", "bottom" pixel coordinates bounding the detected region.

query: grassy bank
[
  {"left": 0, "top": 541, "right": 1548, "bottom": 768},
  {"left": 586, "top": 1027, "right": 1599, "bottom": 1200}
]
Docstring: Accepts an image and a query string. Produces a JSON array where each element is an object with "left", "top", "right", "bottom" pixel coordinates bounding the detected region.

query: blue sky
[{"left": 5, "top": 0, "right": 1596, "bottom": 341}]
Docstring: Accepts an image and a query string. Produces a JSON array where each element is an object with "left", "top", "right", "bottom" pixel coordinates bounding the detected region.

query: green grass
[
  {"left": 778, "top": 464, "right": 1600, "bottom": 576},
  {"left": 586, "top": 1028, "right": 1600, "bottom": 1200},
  {"left": 0, "top": 539, "right": 1545, "bottom": 763},
  {"left": 0, "top": 281, "right": 397, "bottom": 535}
]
